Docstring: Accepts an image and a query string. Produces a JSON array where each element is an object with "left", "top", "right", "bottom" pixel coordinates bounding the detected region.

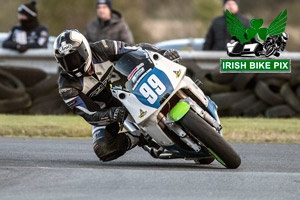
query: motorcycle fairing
[
  {"left": 133, "top": 67, "right": 174, "bottom": 109},
  {"left": 112, "top": 50, "right": 224, "bottom": 159},
  {"left": 111, "top": 89, "right": 157, "bottom": 124}
]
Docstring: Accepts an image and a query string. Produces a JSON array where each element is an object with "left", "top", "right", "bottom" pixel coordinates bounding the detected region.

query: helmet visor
[{"left": 57, "top": 42, "right": 89, "bottom": 72}]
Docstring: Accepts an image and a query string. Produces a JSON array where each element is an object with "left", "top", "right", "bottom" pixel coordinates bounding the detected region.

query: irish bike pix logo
[{"left": 221, "top": 9, "right": 291, "bottom": 73}]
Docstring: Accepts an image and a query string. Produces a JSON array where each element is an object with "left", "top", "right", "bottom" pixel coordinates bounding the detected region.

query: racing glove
[
  {"left": 163, "top": 49, "right": 181, "bottom": 63},
  {"left": 111, "top": 107, "right": 128, "bottom": 124}
]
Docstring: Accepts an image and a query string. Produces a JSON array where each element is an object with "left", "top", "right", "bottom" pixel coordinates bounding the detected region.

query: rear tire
[
  {"left": 1, "top": 67, "right": 47, "bottom": 87},
  {"left": 180, "top": 110, "right": 241, "bottom": 169},
  {"left": 0, "top": 69, "right": 26, "bottom": 99},
  {"left": 27, "top": 74, "right": 59, "bottom": 99},
  {"left": 0, "top": 93, "right": 31, "bottom": 113},
  {"left": 255, "top": 81, "right": 284, "bottom": 106}
]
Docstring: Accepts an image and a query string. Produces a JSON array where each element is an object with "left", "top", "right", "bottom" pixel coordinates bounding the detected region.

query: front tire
[{"left": 180, "top": 110, "right": 241, "bottom": 169}]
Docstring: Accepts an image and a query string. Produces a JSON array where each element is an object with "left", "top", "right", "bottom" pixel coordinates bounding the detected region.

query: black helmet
[{"left": 53, "top": 30, "right": 92, "bottom": 77}]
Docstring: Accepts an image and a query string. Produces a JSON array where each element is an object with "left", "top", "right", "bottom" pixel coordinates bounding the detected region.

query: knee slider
[
  {"left": 93, "top": 139, "right": 123, "bottom": 162},
  {"left": 93, "top": 139, "right": 112, "bottom": 159}
]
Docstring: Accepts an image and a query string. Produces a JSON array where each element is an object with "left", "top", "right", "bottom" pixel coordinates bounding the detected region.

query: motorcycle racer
[
  {"left": 54, "top": 30, "right": 180, "bottom": 162},
  {"left": 263, "top": 32, "right": 289, "bottom": 57}
]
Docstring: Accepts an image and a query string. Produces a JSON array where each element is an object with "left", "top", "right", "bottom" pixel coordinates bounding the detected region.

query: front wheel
[{"left": 179, "top": 110, "right": 241, "bottom": 169}]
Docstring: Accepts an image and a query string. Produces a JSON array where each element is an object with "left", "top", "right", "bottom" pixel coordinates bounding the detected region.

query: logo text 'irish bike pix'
[{"left": 221, "top": 9, "right": 291, "bottom": 73}]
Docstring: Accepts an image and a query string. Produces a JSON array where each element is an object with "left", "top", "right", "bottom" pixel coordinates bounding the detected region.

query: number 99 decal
[{"left": 139, "top": 74, "right": 166, "bottom": 104}]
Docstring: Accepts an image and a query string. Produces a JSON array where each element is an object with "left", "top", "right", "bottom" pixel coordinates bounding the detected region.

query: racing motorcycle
[
  {"left": 263, "top": 32, "right": 288, "bottom": 57},
  {"left": 111, "top": 49, "right": 241, "bottom": 169}
]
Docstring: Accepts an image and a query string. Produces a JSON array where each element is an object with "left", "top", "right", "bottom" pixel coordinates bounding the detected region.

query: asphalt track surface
[{"left": 0, "top": 138, "right": 299, "bottom": 200}]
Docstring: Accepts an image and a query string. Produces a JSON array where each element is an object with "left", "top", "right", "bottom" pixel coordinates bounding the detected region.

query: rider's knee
[
  {"left": 94, "top": 139, "right": 114, "bottom": 161},
  {"left": 93, "top": 134, "right": 128, "bottom": 162}
]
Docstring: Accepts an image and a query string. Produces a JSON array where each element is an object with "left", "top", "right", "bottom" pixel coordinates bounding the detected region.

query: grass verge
[
  {"left": 0, "top": 115, "right": 91, "bottom": 138},
  {"left": 221, "top": 117, "right": 300, "bottom": 143},
  {"left": 0, "top": 115, "right": 300, "bottom": 143}
]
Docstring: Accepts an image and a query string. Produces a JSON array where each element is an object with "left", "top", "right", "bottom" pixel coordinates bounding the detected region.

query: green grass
[
  {"left": 221, "top": 118, "right": 300, "bottom": 143},
  {"left": 0, "top": 114, "right": 91, "bottom": 138},
  {"left": 0, "top": 115, "right": 300, "bottom": 143}
]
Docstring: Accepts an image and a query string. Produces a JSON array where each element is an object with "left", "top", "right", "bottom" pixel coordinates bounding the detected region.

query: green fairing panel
[{"left": 169, "top": 101, "right": 190, "bottom": 121}]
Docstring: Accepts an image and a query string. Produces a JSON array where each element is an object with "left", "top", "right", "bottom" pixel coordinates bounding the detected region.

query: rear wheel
[{"left": 180, "top": 110, "right": 241, "bottom": 169}]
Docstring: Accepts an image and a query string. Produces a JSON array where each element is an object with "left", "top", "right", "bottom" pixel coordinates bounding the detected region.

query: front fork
[
  {"left": 163, "top": 97, "right": 223, "bottom": 153},
  {"left": 182, "top": 97, "right": 222, "bottom": 132}
]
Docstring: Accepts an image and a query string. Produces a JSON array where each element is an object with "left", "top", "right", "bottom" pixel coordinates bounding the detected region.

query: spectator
[
  {"left": 85, "top": 0, "right": 134, "bottom": 44},
  {"left": 203, "top": 0, "right": 250, "bottom": 50},
  {"left": 2, "top": 1, "right": 49, "bottom": 53}
]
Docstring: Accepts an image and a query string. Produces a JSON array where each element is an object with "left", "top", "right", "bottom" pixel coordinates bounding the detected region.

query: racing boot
[{"left": 125, "top": 131, "right": 144, "bottom": 150}]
